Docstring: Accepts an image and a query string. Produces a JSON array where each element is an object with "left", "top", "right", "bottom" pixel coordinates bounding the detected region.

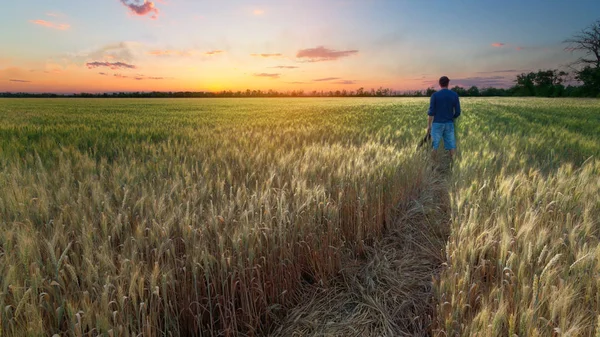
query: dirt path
[{"left": 270, "top": 160, "right": 451, "bottom": 336}]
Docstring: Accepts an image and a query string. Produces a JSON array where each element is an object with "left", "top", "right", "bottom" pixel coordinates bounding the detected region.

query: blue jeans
[{"left": 431, "top": 122, "right": 456, "bottom": 150}]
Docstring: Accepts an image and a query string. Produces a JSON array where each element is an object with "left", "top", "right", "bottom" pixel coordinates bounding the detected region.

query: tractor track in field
[{"left": 269, "top": 156, "right": 452, "bottom": 337}]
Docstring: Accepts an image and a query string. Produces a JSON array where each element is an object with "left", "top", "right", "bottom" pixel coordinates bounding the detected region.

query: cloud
[
  {"left": 332, "top": 80, "right": 356, "bottom": 85},
  {"left": 515, "top": 46, "right": 524, "bottom": 51},
  {"left": 296, "top": 46, "right": 358, "bottom": 62},
  {"left": 9, "top": 79, "right": 31, "bottom": 83},
  {"left": 205, "top": 50, "right": 225, "bottom": 55},
  {"left": 104, "top": 72, "right": 164, "bottom": 80},
  {"left": 491, "top": 42, "right": 506, "bottom": 47},
  {"left": 313, "top": 77, "right": 340, "bottom": 82},
  {"left": 134, "top": 75, "right": 164, "bottom": 80},
  {"left": 253, "top": 73, "right": 280, "bottom": 79},
  {"left": 134, "top": 76, "right": 164, "bottom": 81},
  {"left": 121, "top": 0, "right": 159, "bottom": 19},
  {"left": 251, "top": 53, "right": 282, "bottom": 58},
  {"left": 29, "top": 19, "right": 70, "bottom": 30},
  {"left": 270, "top": 66, "right": 299, "bottom": 69},
  {"left": 71, "top": 42, "right": 141, "bottom": 63},
  {"left": 43, "top": 68, "right": 62, "bottom": 74},
  {"left": 288, "top": 81, "right": 305, "bottom": 84},
  {"left": 253, "top": 9, "right": 264, "bottom": 15},
  {"left": 86, "top": 61, "right": 137, "bottom": 69}
]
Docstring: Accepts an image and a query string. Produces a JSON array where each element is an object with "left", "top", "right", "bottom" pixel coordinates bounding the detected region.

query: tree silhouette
[
  {"left": 564, "top": 19, "right": 600, "bottom": 96},
  {"left": 564, "top": 19, "right": 600, "bottom": 68}
]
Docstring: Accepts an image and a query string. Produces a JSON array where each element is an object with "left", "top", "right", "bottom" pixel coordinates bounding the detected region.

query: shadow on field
[{"left": 269, "top": 154, "right": 452, "bottom": 336}]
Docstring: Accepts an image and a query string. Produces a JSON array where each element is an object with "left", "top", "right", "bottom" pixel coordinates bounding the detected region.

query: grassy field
[
  {"left": 433, "top": 98, "right": 600, "bottom": 336},
  {"left": 0, "top": 97, "right": 599, "bottom": 336}
]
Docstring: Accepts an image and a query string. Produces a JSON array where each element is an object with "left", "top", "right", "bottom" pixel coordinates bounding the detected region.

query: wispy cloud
[
  {"left": 332, "top": 80, "right": 356, "bottom": 85},
  {"left": 491, "top": 42, "right": 506, "bottom": 47},
  {"left": 121, "top": 0, "right": 159, "bottom": 19},
  {"left": 313, "top": 77, "right": 340, "bottom": 82},
  {"left": 9, "top": 79, "right": 31, "bottom": 83},
  {"left": 251, "top": 53, "right": 282, "bottom": 58},
  {"left": 134, "top": 76, "right": 164, "bottom": 80},
  {"left": 205, "top": 50, "right": 225, "bottom": 55},
  {"left": 296, "top": 46, "right": 358, "bottom": 62},
  {"left": 29, "top": 19, "right": 70, "bottom": 30},
  {"left": 77, "top": 42, "right": 141, "bottom": 62},
  {"left": 101, "top": 72, "right": 164, "bottom": 80},
  {"left": 515, "top": 46, "right": 524, "bottom": 51},
  {"left": 253, "top": 9, "right": 264, "bottom": 15},
  {"left": 86, "top": 61, "right": 137, "bottom": 69},
  {"left": 253, "top": 73, "right": 280, "bottom": 79},
  {"left": 270, "top": 66, "right": 299, "bottom": 69}
]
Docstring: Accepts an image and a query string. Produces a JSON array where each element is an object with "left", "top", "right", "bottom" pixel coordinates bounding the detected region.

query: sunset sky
[{"left": 2, "top": 0, "right": 599, "bottom": 93}]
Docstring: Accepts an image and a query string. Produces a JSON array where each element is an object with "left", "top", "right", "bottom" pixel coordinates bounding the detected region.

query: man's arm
[
  {"left": 428, "top": 116, "right": 433, "bottom": 133},
  {"left": 454, "top": 95, "right": 461, "bottom": 119},
  {"left": 427, "top": 94, "right": 435, "bottom": 133}
]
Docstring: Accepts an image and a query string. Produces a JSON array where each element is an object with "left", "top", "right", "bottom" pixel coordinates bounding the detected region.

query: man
[{"left": 427, "top": 76, "right": 461, "bottom": 158}]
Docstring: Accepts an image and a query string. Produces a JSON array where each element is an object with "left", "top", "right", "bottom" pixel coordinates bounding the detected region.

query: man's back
[{"left": 428, "top": 89, "right": 461, "bottom": 123}]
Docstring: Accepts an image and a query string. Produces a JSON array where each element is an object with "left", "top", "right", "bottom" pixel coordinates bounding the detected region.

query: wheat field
[
  {"left": 0, "top": 97, "right": 599, "bottom": 336},
  {"left": 433, "top": 98, "right": 600, "bottom": 336}
]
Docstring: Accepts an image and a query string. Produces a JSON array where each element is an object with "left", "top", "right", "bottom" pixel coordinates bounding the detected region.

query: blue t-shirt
[{"left": 427, "top": 89, "right": 461, "bottom": 123}]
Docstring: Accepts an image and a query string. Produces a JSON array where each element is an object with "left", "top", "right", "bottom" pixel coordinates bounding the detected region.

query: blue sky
[{"left": 1, "top": 0, "right": 598, "bottom": 92}]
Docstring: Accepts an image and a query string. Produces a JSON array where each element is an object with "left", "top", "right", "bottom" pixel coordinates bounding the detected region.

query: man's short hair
[{"left": 439, "top": 76, "right": 450, "bottom": 87}]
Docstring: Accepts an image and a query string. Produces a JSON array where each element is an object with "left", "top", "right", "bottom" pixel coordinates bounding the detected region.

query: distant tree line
[
  {"left": 0, "top": 87, "right": 539, "bottom": 98},
  {"left": 1, "top": 71, "right": 595, "bottom": 98},
  {"left": 3, "top": 19, "right": 598, "bottom": 99}
]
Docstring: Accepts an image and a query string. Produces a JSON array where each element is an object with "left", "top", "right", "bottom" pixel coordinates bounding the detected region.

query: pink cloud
[
  {"left": 296, "top": 46, "right": 358, "bottom": 62},
  {"left": 205, "top": 50, "right": 225, "bottom": 55},
  {"left": 332, "top": 80, "right": 356, "bottom": 85},
  {"left": 491, "top": 42, "right": 506, "bottom": 47},
  {"left": 86, "top": 61, "right": 136, "bottom": 69},
  {"left": 121, "top": 0, "right": 159, "bottom": 19},
  {"left": 9, "top": 79, "right": 32, "bottom": 83},
  {"left": 29, "top": 19, "right": 70, "bottom": 30},
  {"left": 313, "top": 77, "right": 340, "bottom": 82},
  {"left": 253, "top": 9, "right": 264, "bottom": 15},
  {"left": 100, "top": 72, "right": 164, "bottom": 80},
  {"left": 515, "top": 46, "right": 524, "bottom": 51},
  {"left": 253, "top": 73, "right": 280, "bottom": 79},
  {"left": 270, "top": 66, "right": 298, "bottom": 69},
  {"left": 251, "top": 53, "right": 282, "bottom": 58}
]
